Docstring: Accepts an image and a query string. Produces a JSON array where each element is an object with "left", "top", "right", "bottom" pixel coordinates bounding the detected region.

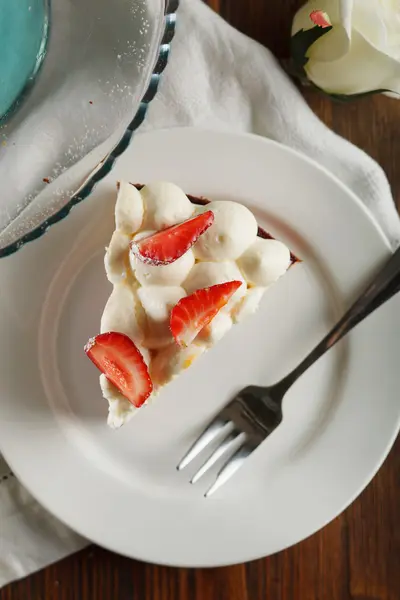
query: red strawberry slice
[
  {"left": 130, "top": 210, "right": 214, "bottom": 266},
  {"left": 170, "top": 280, "right": 242, "bottom": 347},
  {"left": 84, "top": 332, "right": 152, "bottom": 407}
]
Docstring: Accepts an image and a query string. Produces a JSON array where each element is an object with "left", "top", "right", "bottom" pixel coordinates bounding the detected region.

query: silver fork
[{"left": 177, "top": 246, "right": 400, "bottom": 497}]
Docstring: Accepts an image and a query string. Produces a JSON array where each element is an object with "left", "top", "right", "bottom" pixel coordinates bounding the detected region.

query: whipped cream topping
[
  {"left": 233, "top": 286, "right": 267, "bottom": 322},
  {"left": 194, "top": 201, "right": 258, "bottom": 261},
  {"left": 100, "top": 181, "right": 292, "bottom": 427},
  {"left": 196, "top": 311, "right": 233, "bottom": 346},
  {"left": 183, "top": 261, "right": 247, "bottom": 313},
  {"left": 141, "top": 181, "right": 195, "bottom": 230},
  {"left": 129, "top": 229, "right": 195, "bottom": 287},
  {"left": 150, "top": 344, "right": 206, "bottom": 387},
  {"left": 115, "top": 181, "right": 144, "bottom": 234},
  {"left": 237, "top": 238, "right": 291, "bottom": 287},
  {"left": 138, "top": 285, "right": 186, "bottom": 349},
  {"left": 100, "top": 283, "right": 144, "bottom": 344},
  {"left": 104, "top": 230, "right": 131, "bottom": 284},
  {"left": 132, "top": 245, "right": 195, "bottom": 287}
]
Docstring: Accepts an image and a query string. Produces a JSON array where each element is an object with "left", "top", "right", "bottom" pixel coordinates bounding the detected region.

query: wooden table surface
[{"left": 2, "top": 1, "right": 399, "bottom": 599}]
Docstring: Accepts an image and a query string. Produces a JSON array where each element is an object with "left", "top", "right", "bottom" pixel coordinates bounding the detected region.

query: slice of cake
[{"left": 85, "top": 181, "right": 293, "bottom": 428}]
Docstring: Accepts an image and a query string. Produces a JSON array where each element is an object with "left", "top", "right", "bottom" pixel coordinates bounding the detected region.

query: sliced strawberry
[
  {"left": 130, "top": 210, "right": 214, "bottom": 266},
  {"left": 170, "top": 280, "right": 242, "bottom": 347},
  {"left": 84, "top": 332, "right": 152, "bottom": 407}
]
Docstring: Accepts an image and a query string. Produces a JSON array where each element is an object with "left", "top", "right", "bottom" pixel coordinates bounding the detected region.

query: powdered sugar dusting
[
  {"left": 0, "top": 0, "right": 159, "bottom": 254},
  {"left": 84, "top": 337, "right": 96, "bottom": 353}
]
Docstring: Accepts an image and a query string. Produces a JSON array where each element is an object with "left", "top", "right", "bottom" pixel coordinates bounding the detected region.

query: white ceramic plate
[{"left": 0, "top": 129, "right": 399, "bottom": 567}]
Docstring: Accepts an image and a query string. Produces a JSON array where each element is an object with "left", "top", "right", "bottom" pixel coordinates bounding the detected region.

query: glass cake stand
[{"left": 0, "top": 0, "right": 178, "bottom": 257}]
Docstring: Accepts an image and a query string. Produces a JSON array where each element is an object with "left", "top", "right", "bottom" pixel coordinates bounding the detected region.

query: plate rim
[{"left": 0, "top": 128, "right": 398, "bottom": 567}]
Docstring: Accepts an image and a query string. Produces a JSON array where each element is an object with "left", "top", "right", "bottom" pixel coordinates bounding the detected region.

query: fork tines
[{"left": 177, "top": 416, "right": 256, "bottom": 497}]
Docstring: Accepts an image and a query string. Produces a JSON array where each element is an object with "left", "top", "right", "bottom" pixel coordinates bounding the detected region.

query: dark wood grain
[{"left": 1, "top": 1, "right": 399, "bottom": 599}]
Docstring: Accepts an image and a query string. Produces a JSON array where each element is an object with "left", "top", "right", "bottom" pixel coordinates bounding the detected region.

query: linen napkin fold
[{"left": 1, "top": 0, "right": 399, "bottom": 589}]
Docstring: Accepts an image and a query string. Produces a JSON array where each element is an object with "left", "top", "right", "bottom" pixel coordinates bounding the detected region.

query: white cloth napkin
[{"left": 1, "top": 0, "right": 399, "bottom": 589}]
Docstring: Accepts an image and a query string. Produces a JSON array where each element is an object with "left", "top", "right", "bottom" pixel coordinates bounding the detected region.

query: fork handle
[{"left": 277, "top": 245, "right": 400, "bottom": 393}]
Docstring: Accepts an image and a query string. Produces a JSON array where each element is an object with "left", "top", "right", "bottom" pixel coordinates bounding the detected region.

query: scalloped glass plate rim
[{"left": 0, "top": 0, "right": 179, "bottom": 260}]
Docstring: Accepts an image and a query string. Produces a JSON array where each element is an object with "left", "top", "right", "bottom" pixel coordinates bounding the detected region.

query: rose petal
[
  {"left": 305, "top": 29, "right": 400, "bottom": 94},
  {"left": 292, "top": 0, "right": 352, "bottom": 62},
  {"left": 310, "top": 10, "right": 331, "bottom": 28},
  {"left": 353, "top": 1, "right": 400, "bottom": 61}
]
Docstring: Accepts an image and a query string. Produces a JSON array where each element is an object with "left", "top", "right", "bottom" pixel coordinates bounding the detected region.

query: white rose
[{"left": 291, "top": 0, "right": 400, "bottom": 97}]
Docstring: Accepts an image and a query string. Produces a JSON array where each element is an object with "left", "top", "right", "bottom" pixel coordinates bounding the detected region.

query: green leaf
[{"left": 290, "top": 25, "right": 333, "bottom": 74}]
